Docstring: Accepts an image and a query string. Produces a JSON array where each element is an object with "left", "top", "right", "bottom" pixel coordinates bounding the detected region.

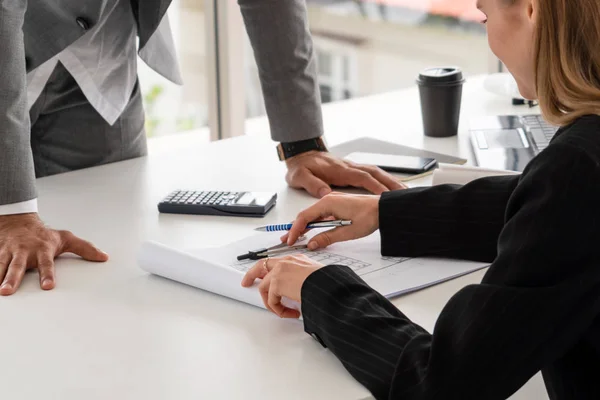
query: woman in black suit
[{"left": 242, "top": 0, "right": 600, "bottom": 398}]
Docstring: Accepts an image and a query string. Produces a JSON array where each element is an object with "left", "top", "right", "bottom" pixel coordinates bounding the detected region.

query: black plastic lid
[{"left": 417, "top": 67, "right": 464, "bottom": 85}]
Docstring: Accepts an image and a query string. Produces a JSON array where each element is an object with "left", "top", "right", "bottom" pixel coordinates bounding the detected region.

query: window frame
[
  {"left": 314, "top": 36, "right": 359, "bottom": 104},
  {"left": 206, "top": 0, "right": 246, "bottom": 140}
]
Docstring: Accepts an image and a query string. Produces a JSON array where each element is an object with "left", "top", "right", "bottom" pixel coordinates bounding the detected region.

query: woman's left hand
[{"left": 241, "top": 255, "right": 324, "bottom": 318}]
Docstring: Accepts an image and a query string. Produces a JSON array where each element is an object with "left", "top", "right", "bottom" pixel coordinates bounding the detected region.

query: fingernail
[
  {"left": 1, "top": 283, "right": 12, "bottom": 291},
  {"left": 308, "top": 242, "right": 318, "bottom": 250},
  {"left": 318, "top": 187, "right": 331, "bottom": 198},
  {"left": 42, "top": 279, "right": 53, "bottom": 288}
]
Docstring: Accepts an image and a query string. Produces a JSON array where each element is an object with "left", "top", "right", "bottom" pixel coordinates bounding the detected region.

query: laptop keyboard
[{"left": 522, "top": 115, "right": 559, "bottom": 150}]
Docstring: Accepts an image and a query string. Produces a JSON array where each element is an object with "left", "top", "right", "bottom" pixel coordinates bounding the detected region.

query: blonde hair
[{"left": 534, "top": 0, "right": 600, "bottom": 126}]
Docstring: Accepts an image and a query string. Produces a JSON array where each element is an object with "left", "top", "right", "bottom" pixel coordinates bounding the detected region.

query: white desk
[{"left": 0, "top": 76, "right": 548, "bottom": 400}]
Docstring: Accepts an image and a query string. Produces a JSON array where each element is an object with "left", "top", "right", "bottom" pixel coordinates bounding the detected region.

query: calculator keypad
[{"left": 163, "top": 191, "right": 240, "bottom": 206}]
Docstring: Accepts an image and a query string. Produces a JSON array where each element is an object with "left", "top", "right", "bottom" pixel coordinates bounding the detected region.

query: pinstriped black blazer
[{"left": 301, "top": 115, "right": 600, "bottom": 400}]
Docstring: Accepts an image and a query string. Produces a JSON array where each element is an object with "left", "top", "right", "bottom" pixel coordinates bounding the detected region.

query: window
[
  {"left": 315, "top": 40, "right": 358, "bottom": 104},
  {"left": 244, "top": 0, "right": 488, "bottom": 120},
  {"left": 137, "top": 1, "right": 490, "bottom": 141},
  {"left": 138, "top": 0, "right": 210, "bottom": 139}
]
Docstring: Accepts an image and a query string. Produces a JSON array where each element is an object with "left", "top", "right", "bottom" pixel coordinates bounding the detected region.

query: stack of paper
[
  {"left": 138, "top": 232, "right": 488, "bottom": 311},
  {"left": 432, "top": 163, "right": 520, "bottom": 186}
]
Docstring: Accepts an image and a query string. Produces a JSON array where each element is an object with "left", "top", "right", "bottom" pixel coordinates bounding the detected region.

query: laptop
[{"left": 470, "top": 115, "right": 559, "bottom": 172}]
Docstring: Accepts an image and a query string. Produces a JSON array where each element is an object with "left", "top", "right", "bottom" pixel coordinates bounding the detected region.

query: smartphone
[{"left": 345, "top": 152, "right": 438, "bottom": 174}]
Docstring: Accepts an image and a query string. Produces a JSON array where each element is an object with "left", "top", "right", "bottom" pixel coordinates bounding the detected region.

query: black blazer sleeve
[
  {"left": 379, "top": 175, "right": 519, "bottom": 263},
  {"left": 301, "top": 143, "right": 600, "bottom": 400}
]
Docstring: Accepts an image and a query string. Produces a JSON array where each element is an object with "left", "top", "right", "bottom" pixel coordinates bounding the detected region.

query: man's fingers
[
  {"left": 59, "top": 231, "right": 109, "bottom": 262},
  {"left": 0, "top": 252, "right": 10, "bottom": 286},
  {"left": 291, "top": 169, "right": 331, "bottom": 199},
  {"left": 308, "top": 227, "right": 353, "bottom": 250},
  {"left": 37, "top": 254, "right": 56, "bottom": 291},
  {"left": 355, "top": 165, "right": 407, "bottom": 191},
  {"left": 344, "top": 169, "right": 388, "bottom": 194},
  {"left": 0, "top": 255, "right": 28, "bottom": 296},
  {"left": 241, "top": 260, "right": 269, "bottom": 287}
]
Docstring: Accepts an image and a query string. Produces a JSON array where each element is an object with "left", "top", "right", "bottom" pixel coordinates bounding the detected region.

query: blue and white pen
[{"left": 254, "top": 220, "right": 352, "bottom": 232}]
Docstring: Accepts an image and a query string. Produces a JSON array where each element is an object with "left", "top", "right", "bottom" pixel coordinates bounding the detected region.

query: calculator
[{"left": 158, "top": 190, "right": 277, "bottom": 217}]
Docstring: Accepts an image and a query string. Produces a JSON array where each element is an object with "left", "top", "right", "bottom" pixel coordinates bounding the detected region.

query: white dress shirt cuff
[{"left": 0, "top": 199, "right": 38, "bottom": 216}]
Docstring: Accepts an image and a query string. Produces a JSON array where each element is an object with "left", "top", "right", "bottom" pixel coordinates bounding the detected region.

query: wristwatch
[{"left": 276, "top": 137, "right": 328, "bottom": 161}]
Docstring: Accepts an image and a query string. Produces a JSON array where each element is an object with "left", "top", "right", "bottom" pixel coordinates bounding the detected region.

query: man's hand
[
  {"left": 285, "top": 151, "right": 406, "bottom": 198},
  {"left": 0, "top": 213, "right": 109, "bottom": 296}
]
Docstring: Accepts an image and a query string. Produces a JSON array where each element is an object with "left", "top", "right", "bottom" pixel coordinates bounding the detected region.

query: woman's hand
[
  {"left": 284, "top": 193, "right": 381, "bottom": 250},
  {"left": 241, "top": 255, "right": 324, "bottom": 318}
]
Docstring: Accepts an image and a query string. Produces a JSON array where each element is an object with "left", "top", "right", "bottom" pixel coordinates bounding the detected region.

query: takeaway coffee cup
[{"left": 417, "top": 67, "right": 465, "bottom": 138}]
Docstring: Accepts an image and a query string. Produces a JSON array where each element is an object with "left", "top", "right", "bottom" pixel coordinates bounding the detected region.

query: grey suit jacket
[{"left": 0, "top": 0, "right": 322, "bottom": 205}]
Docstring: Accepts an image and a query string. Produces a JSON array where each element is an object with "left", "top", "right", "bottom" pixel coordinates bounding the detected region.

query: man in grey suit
[{"left": 0, "top": 0, "right": 402, "bottom": 296}]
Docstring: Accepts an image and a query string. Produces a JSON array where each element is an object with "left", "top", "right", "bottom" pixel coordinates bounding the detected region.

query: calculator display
[{"left": 232, "top": 192, "right": 273, "bottom": 206}]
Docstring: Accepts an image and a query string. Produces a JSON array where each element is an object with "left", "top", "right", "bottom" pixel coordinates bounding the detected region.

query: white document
[
  {"left": 432, "top": 163, "right": 520, "bottom": 186},
  {"left": 138, "top": 232, "right": 489, "bottom": 310}
]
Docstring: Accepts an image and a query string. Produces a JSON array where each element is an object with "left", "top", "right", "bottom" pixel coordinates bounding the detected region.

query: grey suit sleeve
[
  {"left": 0, "top": 1, "right": 37, "bottom": 205},
  {"left": 238, "top": 0, "right": 324, "bottom": 143}
]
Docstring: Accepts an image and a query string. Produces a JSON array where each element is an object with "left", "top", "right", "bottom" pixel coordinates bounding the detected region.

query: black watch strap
[{"left": 277, "top": 137, "right": 328, "bottom": 161}]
